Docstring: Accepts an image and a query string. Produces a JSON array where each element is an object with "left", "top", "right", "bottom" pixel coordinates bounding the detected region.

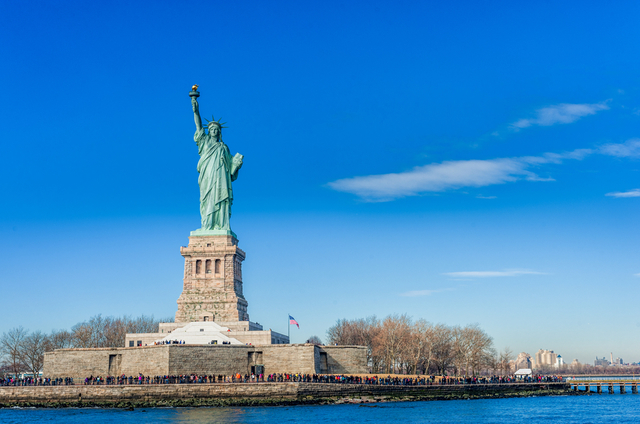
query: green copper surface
[
  {"left": 191, "top": 91, "right": 243, "bottom": 234},
  {"left": 190, "top": 228, "right": 238, "bottom": 238}
]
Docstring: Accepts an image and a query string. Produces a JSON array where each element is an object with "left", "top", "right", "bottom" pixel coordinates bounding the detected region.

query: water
[{"left": 2, "top": 395, "right": 640, "bottom": 424}]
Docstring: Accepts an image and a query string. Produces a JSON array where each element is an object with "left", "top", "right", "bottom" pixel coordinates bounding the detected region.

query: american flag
[{"left": 289, "top": 315, "right": 299, "bottom": 329}]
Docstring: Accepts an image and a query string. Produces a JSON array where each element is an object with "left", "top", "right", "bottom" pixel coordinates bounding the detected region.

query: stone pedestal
[{"left": 175, "top": 235, "right": 249, "bottom": 323}]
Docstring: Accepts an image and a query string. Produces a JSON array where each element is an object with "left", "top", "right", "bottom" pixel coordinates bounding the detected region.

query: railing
[{"left": 566, "top": 376, "right": 640, "bottom": 382}]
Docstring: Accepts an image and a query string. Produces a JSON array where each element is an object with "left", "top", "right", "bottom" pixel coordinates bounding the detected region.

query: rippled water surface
[{"left": 2, "top": 395, "right": 640, "bottom": 423}]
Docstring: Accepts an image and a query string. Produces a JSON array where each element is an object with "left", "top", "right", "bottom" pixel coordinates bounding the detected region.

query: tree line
[
  {"left": 326, "top": 314, "right": 514, "bottom": 376},
  {"left": 536, "top": 363, "right": 640, "bottom": 375},
  {"left": 0, "top": 314, "right": 171, "bottom": 378}
]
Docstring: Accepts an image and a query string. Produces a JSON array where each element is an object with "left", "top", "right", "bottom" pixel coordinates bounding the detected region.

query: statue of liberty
[{"left": 189, "top": 86, "right": 243, "bottom": 236}]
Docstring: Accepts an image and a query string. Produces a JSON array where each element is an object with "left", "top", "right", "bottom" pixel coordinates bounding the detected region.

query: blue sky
[{"left": 1, "top": 0, "right": 639, "bottom": 364}]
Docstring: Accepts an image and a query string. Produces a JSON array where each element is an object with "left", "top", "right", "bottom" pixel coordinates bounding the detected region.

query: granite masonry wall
[
  {"left": 321, "top": 346, "right": 368, "bottom": 374},
  {"left": 167, "top": 346, "right": 252, "bottom": 376},
  {"left": 259, "top": 345, "right": 317, "bottom": 374},
  {"left": 44, "top": 344, "right": 366, "bottom": 380},
  {"left": 44, "top": 346, "right": 171, "bottom": 379},
  {"left": 176, "top": 235, "right": 249, "bottom": 323},
  {"left": 0, "top": 382, "right": 570, "bottom": 406}
]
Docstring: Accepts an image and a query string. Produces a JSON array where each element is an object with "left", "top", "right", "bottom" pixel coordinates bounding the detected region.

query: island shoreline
[{"left": 0, "top": 382, "right": 583, "bottom": 408}]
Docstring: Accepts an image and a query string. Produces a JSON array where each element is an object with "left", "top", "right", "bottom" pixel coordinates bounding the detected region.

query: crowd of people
[
  {"left": 153, "top": 340, "right": 186, "bottom": 345},
  {"left": 438, "top": 375, "right": 564, "bottom": 384},
  {"left": 0, "top": 373, "right": 563, "bottom": 386},
  {"left": 0, "top": 377, "right": 74, "bottom": 386}
]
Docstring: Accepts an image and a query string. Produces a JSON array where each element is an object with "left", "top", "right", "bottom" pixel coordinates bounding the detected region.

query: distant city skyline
[
  {"left": 1, "top": 1, "right": 638, "bottom": 363},
  {"left": 516, "top": 349, "right": 637, "bottom": 370}
]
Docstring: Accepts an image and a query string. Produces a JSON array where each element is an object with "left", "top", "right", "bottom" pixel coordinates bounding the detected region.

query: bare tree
[
  {"left": 45, "top": 329, "right": 73, "bottom": 352},
  {"left": 499, "top": 347, "right": 514, "bottom": 375},
  {"left": 0, "top": 327, "right": 28, "bottom": 376},
  {"left": 463, "top": 324, "right": 494, "bottom": 375},
  {"left": 408, "top": 319, "right": 434, "bottom": 374},
  {"left": 326, "top": 316, "right": 380, "bottom": 371},
  {"left": 352, "top": 315, "right": 380, "bottom": 370},
  {"left": 20, "top": 331, "right": 48, "bottom": 377},
  {"left": 0, "top": 315, "right": 174, "bottom": 376},
  {"left": 327, "top": 315, "right": 495, "bottom": 376},
  {"left": 71, "top": 314, "right": 170, "bottom": 348},
  {"left": 450, "top": 325, "right": 464, "bottom": 376},
  {"left": 570, "top": 361, "right": 585, "bottom": 374},
  {"left": 71, "top": 315, "right": 105, "bottom": 348},
  {"left": 374, "top": 314, "right": 411, "bottom": 373},
  {"left": 431, "top": 324, "right": 455, "bottom": 375},
  {"left": 326, "top": 319, "right": 347, "bottom": 345},
  {"left": 306, "top": 335, "right": 322, "bottom": 345},
  {"left": 486, "top": 347, "right": 499, "bottom": 375},
  {"left": 353, "top": 316, "right": 380, "bottom": 371}
]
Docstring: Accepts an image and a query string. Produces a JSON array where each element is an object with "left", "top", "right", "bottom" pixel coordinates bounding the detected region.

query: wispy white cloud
[
  {"left": 606, "top": 189, "right": 640, "bottom": 198},
  {"left": 442, "top": 269, "right": 545, "bottom": 278},
  {"left": 328, "top": 140, "right": 637, "bottom": 201},
  {"left": 399, "top": 288, "right": 455, "bottom": 297},
  {"left": 634, "top": 273, "right": 640, "bottom": 277},
  {"left": 476, "top": 195, "right": 497, "bottom": 199},
  {"left": 328, "top": 148, "right": 586, "bottom": 201},
  {"left": 599, "top": 138, "right": 640, "bottom": 158},
  {"left": 328, "top": 158, "right": 532, "bottom": 201},
  {"left": 509, "top": 101, "right": 610, "bottom": 130}
]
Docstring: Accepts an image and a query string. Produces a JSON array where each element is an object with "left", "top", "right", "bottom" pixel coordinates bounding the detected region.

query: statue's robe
[{"left": 195, "top": 127, "right": 242, "bottom": 231}]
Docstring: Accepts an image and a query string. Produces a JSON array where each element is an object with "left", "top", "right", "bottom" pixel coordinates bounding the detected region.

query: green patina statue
[{"left": 190, "top": 86, "right": 243, "bottom": 236}]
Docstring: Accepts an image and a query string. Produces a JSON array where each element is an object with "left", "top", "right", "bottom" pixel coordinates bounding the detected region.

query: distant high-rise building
[
  {"left": 534, "top": 349, "right": 558, "bottom": 368},
  {"left": 594, "top": 356, "right": 610, "bottom": 367},
  {"left": 515, "top": 352, "right": 532, "bottom": 370}
]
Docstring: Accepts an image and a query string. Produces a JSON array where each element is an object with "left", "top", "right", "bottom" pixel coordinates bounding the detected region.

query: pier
[{"left": 568, "top": 379, "right": 639, "bottom": 394}]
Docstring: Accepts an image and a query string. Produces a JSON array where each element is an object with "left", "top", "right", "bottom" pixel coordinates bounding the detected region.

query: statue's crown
[{"left": 204, "top": 115, "right": 227, "bottom": 129}]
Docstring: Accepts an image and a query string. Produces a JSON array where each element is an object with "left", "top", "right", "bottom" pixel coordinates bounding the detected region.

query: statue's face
[{"left": 208, "top": 124, "right": 220, "bottom": 137}]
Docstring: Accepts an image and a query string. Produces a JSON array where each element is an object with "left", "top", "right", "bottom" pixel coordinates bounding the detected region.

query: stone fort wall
[
  {"left": 322, "top": 346, "right": 367, "bottom": 374},
  {"left": 44, "top": 344, "right": 367, "bottom": 380},
  {"left": 44, "top": 346, "right": 171, "bottom": 378}
]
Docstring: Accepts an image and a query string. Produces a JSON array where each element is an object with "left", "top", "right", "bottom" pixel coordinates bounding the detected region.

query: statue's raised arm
[
  {"left": 190, "top": 85, "right": 203, "bottom": 131},
  {"left": 192, "top": 97, "right": 203, "bottom": 131}
]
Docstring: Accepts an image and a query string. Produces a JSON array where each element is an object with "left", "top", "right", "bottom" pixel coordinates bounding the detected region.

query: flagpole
[{"left": 287, "top": 313, "right": 290, "bottom": 343}]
